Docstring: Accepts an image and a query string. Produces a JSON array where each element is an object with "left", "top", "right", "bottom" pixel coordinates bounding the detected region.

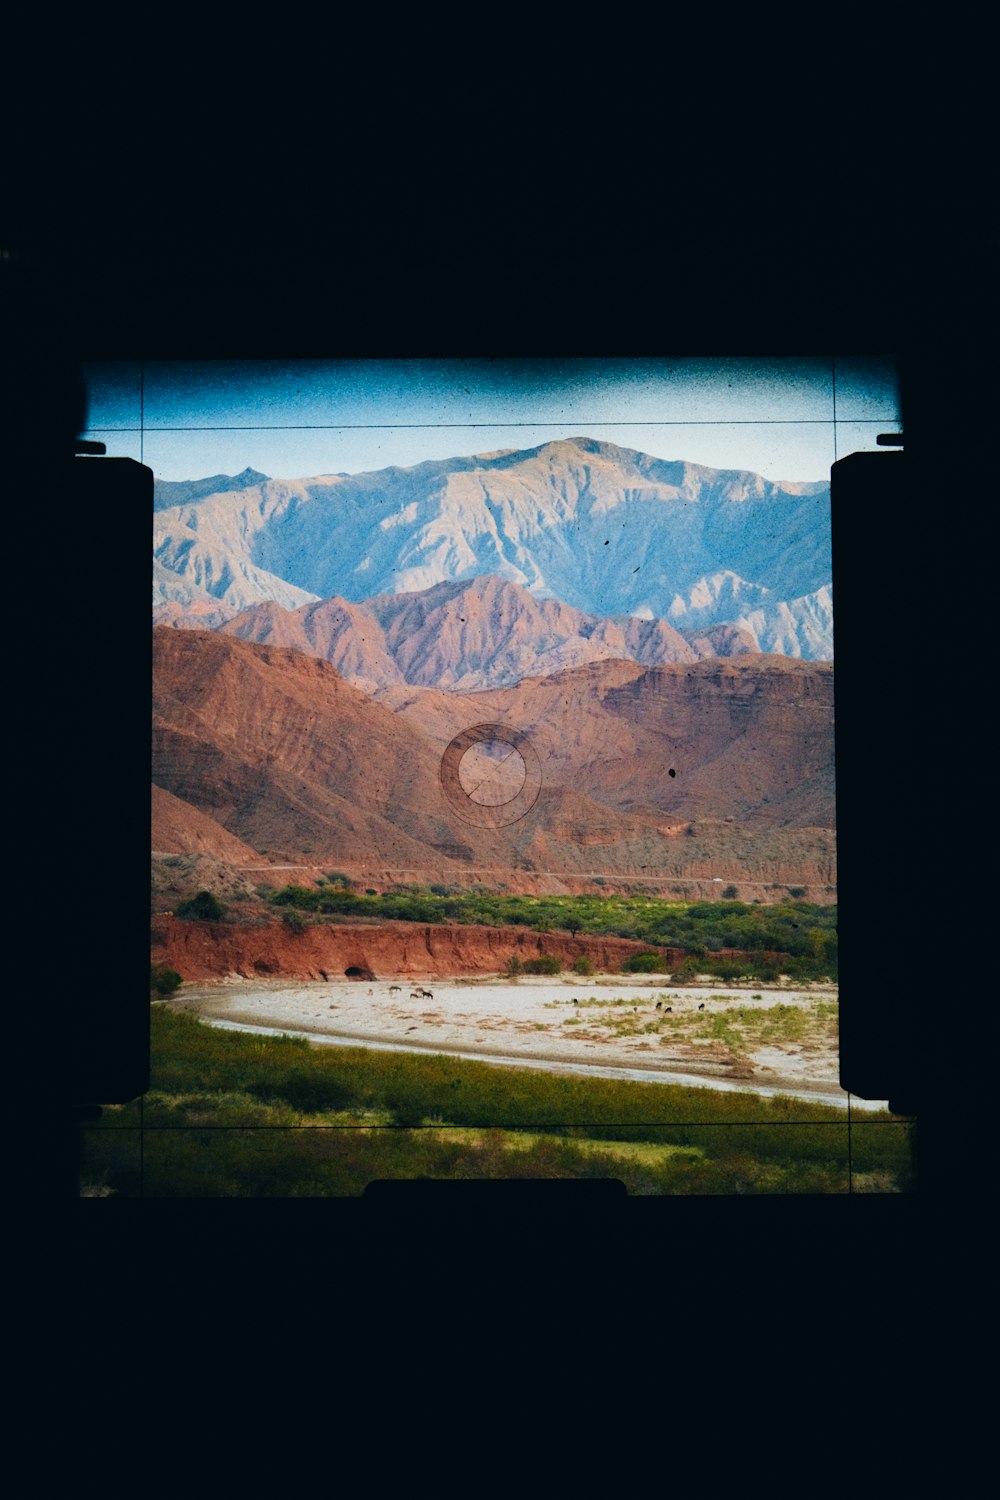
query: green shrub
[
  {"left": 505, "top": 955, "right": 523, "bottom": 977},
  {"left": 572, "top": 956, "right": 595, "bottom": 976},
  {"left": 523, "top": 955, "right": 561, "bottom": 975},
  {"left": 275, "top": 1068, "right": 354, "bottom": 1114},
  {"left": 622, "top": 951, "right": 667, "bottom": 973},
  {"left": 722, "top": 885, "right": 739, "bottom": 899},
  {"left": 271, "top": 884, "right": 320, "bottom": 908},
  {"left": 175, "top": 890, "right": 226, "bottom": 922},
  {"left": 670, "top": 956, "right": 701, "bottom": 981},
  {"left": 282, "top": 909, "right": 308, "bottom": 934},
  {"left": 317, "top": 890, "right": 363, "bottom": 914},
  {"left": 252, "top": 887, "right": 835, "bottom": 976},
  {"left": 705, "top": 960, "right": 746, "bottom": 982},
  {"left": 325, "top": 871, "right": 353, "bottom": 888},
  {"left": 386, "top": 1095, "right": 425, "bottom": 1128},
  {"left": 150, "top": 963, "right": 182, "bottom": 997}
]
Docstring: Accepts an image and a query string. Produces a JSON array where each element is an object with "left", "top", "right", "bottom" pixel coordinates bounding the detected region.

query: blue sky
[{"left": 83, "top": 356, "right": 899, "bottom": 483}]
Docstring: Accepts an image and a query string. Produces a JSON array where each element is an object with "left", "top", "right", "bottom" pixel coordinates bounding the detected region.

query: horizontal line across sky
[{"left": 88, "top": 419, "right": 888, "bottom": 432}]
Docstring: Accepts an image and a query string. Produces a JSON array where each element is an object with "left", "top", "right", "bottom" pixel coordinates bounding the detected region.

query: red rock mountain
[
  {"left": 221, "top": 596, "right": 404, "bottom": 694},
  {"left": 152, "top": 628, "right": 836, "bottom": 885},
  {"left": 366, "top": 576, "right": 700, "bottom": 689},
  {"left": 189, "top": 575, "right": 754, "bottom": 693},
  {"left": 384, "top": 656, "right": 834, "bottom": 829},
  {"left": 152, "top": 783, "right": 263, "bottom": 862},
  {"left": 152, "top": 629, "right": 449, "bottom": 863}
]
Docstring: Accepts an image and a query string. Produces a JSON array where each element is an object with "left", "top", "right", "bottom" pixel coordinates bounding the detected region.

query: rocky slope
[
  {"left": 152, "top": 628, "right": 450, "bottom": 863},
  {"left": 152, "top": 783, "right": 263, "bottom": 862},
  {"left": 215, "top": 576, "right": 702, "bottom": 692},
  {"left": 152, "top": 439, "right": 833, "bottom": 657},
  {"left": 220, "top": 595, "right": 404, "bottom": 694},
  {"left": 387, "top": 655, "right": 835, "bottom": 829},
  {"left": 164, "top": 573, "right": 825, "bottom": 695},
  {"left": 152, "top": 628, "right": 836, "bottom": 885}
]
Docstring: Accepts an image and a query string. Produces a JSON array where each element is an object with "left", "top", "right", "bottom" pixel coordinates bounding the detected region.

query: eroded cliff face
[
  {"left": 153, "top": 630, "right": 836, "bottom": 876},
  {"left": 150, "top": 916, "right": 678, "bottom": 982}
]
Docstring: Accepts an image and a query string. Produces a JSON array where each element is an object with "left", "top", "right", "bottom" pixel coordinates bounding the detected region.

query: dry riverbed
[{"left": 169, "top": 972, "right": 886, "bottom": 1111}]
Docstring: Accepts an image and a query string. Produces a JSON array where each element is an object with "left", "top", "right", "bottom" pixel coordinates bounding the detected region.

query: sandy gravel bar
[{"left": 171, "top": 973, "right": 888, "bottom": 1112}]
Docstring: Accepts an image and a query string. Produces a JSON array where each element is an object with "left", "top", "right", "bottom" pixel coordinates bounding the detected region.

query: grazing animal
[
  {"left": 572, "top": 998, "right": 579, "bottom": 1005},
  {"left": 410, "top": 987, "right": 433, "bottom": 1000},
  {"left": 388, "top": 985, "right": 401, "bottom": 994},
  {"left": 655, "top": 1001, "right": 662, "bottom": 1010},
  {"left": 664, "top": 1007, "right": 672, "bottom": 1013},
  {"left": 698, "top": 1002, "right": 705, "bottom": 1011}
]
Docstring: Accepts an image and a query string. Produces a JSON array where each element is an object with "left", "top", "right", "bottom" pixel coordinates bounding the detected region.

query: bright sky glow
[{"left": 83, "top": 357, "right": 898, "bottom": 483}]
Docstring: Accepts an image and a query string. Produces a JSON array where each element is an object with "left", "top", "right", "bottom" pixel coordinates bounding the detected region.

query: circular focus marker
[
  {"left": 440, "top": 724, "right": 542, "bottom": 828},
  {"left": 458, "top": 740, "right": 527, "bottom": 806}
]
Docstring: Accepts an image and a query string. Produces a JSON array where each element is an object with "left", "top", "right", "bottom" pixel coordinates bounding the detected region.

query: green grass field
[{"left": 80, "top": 1007, "right": 911, "bottom": 1197}]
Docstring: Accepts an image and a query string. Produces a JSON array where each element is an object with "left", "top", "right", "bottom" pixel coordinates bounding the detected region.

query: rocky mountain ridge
[
  {"left": 156, "top": 573, "right": 824, "bottom": 693},
  {"left": 152, "top": 628, "right": 835, "bottom": 884},
  {"left": 152, "top": 438, "right": 833, "bottom": 658}
]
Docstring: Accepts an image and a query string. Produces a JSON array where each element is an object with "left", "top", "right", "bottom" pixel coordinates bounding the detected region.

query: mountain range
[
  {"left": 194, "top": 575, "right": 765, "bottom": 694},
  {"left": 152, "top": 438, "right": 833, "bottom": 660},
  {"left": 150, "top": 438, "right": 837, "bottom": 891},
  {"left": 152, "top": 628, "right": 836, "bottom": 887}
]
